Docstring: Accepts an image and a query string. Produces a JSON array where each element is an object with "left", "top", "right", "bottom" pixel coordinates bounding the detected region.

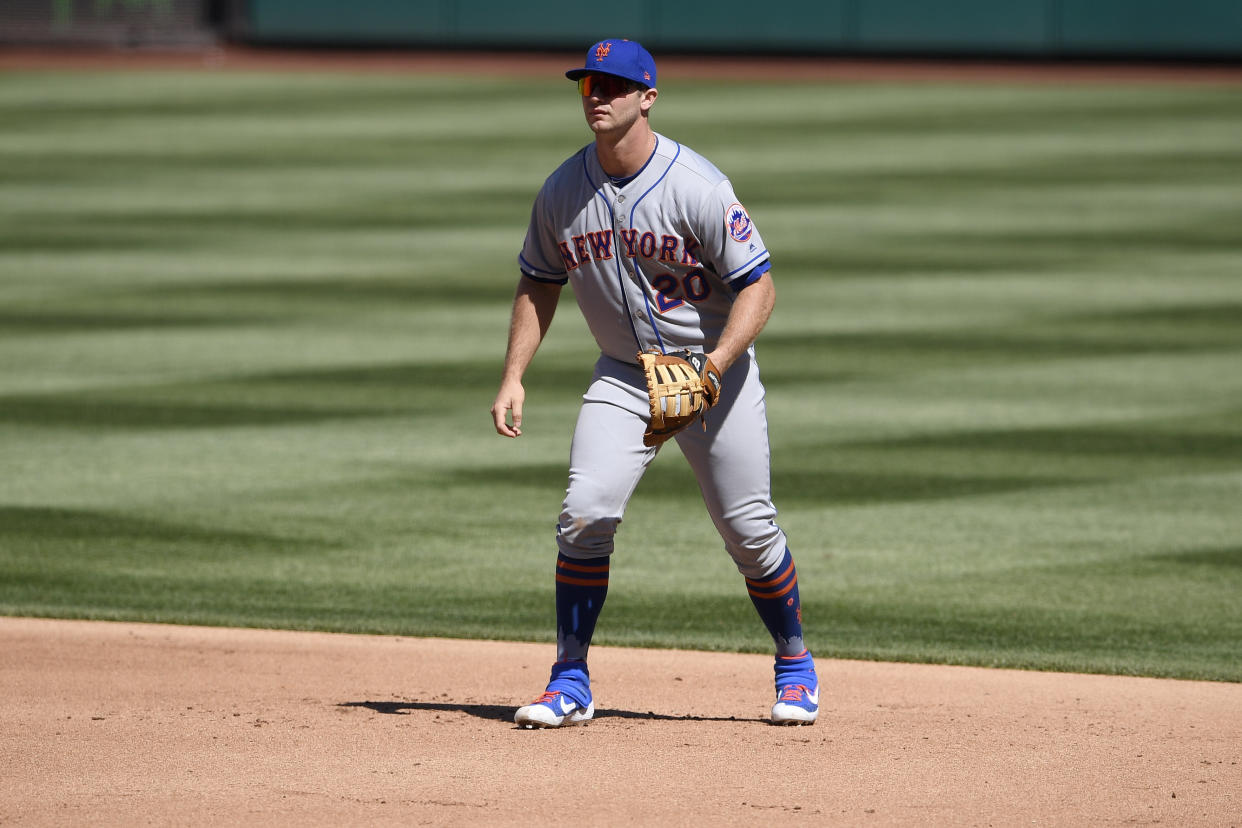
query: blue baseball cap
[{"left": 566, "top": 39, "right": 657, "bottom": 88}]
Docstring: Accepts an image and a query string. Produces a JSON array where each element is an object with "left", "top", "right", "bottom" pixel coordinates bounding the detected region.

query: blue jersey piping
[
  {"left": 582, "top": 149, "right": 644, "bottom": 352},
  {"left": 519, "top": 253, "right": 568, "bottom": 283},
  {"left": 724, "top": 249, "right": 770, "bottom": 280},
  {"left": 627, "top": 139, "right": 682, "bottom": 353}
]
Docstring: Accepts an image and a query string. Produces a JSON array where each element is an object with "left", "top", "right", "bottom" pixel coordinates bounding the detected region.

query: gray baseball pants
[{"left": 555, "top": 351, "right": 788, "bottom": 579}]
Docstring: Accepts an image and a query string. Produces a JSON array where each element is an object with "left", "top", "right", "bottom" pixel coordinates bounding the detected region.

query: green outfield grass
[{"left": 1, "top": 68, "right": 1240, "bottom": 680}]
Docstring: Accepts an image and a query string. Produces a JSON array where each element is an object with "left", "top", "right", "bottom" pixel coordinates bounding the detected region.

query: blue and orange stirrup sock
[
  {"left": 745, "top": 547, "right": 807, "bottom": 657},
  {"left": 555, "top": 552, "right": 610, "bottom": 662},
  {"left": 544, "top": 660, "right": 592, "bottom": 707}
]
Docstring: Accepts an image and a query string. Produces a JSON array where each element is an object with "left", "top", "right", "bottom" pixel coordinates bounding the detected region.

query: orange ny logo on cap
[{"left": 594, "top": 42, "right": 611, "bottom": 62}]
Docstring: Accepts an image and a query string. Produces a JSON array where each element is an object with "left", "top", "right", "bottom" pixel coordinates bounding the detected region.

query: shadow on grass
[
  {"left": 0, "top": 359, "right": 590, "bottom": 430},
  {"left": 339, "top": 701, "right": 756, "bottom": 724},
  {"left": 865, "top": 422, "right": 1242, "bottom": 461},
  {"left": 0, "top": 504, "right": 315, "bottom": 552}
]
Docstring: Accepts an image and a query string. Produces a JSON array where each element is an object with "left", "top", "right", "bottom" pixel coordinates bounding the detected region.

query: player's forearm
[
  {"left": 708, "top": 273, "right": 775, "bottom": 373},
  {"left": 501, "top": 278, "right": 561, "bottom": 383}
]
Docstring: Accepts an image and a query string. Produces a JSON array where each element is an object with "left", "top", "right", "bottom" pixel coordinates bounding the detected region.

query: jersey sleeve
[
  {"left": 695, "top": 179, "right": 770, "bottom": 291},
  {"left": 730, "top": 258, "right": 771, "bottom": 293},
  {"left": 517, "top": 182, "right": 570, "bottom": 285}
]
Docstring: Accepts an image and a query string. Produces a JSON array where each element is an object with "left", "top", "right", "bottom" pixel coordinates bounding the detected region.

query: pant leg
[
  {"left": 556, "top": 355, "right": 657, "bottom": 560},
  {"left": 675, "top": 352, "right": 788, "bottom": 579}
]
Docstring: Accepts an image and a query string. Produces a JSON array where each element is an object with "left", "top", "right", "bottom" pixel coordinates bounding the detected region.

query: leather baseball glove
[{"left": 637, "top": 349, "right": 723, "bottom": 447}]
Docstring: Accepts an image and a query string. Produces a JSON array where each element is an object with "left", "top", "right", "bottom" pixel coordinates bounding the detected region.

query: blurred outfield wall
[
  {"left": 3, "top": 0, "right": 1241, "bottom": 58},
  {"left": 0, "top": 0, "right": 219, "bottom": 47}
]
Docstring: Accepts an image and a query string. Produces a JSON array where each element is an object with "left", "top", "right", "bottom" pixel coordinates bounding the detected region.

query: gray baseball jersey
[
  {"left": 519, "top": 132, "right": 771, "bottom": 362},
  {"left": 517, "top": 132, "right": 787, "bottom": 581}
]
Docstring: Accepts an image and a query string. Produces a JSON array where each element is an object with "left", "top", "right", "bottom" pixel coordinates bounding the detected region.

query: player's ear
[{"left": 640, "top": 87, "right": 658, "bottom": 114}]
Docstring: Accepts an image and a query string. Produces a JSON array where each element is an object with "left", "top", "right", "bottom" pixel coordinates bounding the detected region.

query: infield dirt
[{"left": 2, "top": 617, "right": 1239, "bottom": 826}]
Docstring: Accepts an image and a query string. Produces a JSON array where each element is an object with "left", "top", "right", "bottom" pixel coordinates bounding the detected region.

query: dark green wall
[
  {"left": 244, "top": 0, "right": 1242, "bottom": 58},
  {"left": 1058, "top": 0, "right": 1242, "bottom": 55}
]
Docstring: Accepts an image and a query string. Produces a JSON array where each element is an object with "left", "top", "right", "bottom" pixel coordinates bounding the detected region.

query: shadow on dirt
[{"left": 340, "top": 700, "right": 758, "bottom": 724}]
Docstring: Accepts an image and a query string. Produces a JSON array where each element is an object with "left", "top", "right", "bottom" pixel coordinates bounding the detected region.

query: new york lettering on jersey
[{"left": 557, "top": 230, "right": 701, "bottom": 270}]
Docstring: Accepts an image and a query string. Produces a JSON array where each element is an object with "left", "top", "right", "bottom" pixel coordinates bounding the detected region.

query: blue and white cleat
[
  {"left": 771, "top": 682, "right": 819, "bottom": 725},
  {"left": 515, "top": 661, "right": 594, "bottom": 729},
  {"left": 514, "top": 690, "right": 595, "bottom": 728},
  {"left": 771, "top": 650, "right": 818, "bottom": 725}
]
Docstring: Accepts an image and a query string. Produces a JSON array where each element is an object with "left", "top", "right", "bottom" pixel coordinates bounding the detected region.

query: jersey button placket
[{"left": 614, "top": 194, "right": 646, "bottom": 346}]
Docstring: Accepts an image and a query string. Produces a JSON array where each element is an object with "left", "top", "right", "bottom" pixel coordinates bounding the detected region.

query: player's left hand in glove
[{"left": 637, "top": 349, "right": 723, "bottom": 447}]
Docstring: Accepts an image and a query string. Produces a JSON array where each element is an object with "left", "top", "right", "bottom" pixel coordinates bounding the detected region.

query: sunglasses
[{"left": 577, "top": 74, "right": 643, "bottom": 99}]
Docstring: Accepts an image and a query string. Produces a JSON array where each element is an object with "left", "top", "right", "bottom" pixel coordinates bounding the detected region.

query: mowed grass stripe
[{"left": 0, "top": 70, "right": 1239, "bottom": 679}]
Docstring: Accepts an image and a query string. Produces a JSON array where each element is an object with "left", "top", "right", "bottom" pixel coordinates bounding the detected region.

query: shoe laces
[
  {"left": 531, "top": 690, "right": 561, "bottom": 705},
  {"left": 779, "top": 684, "right": 809, "bottom": 702}
]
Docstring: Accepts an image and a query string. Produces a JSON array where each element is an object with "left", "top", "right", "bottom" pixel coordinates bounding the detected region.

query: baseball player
[{"left": 490, "top": 39, "right": 818, "bottom": 727}]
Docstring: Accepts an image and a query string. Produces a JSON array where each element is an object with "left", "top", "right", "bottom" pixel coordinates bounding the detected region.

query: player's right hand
[{"left": 491, "top": 381, "right": 525, "bottom": 438}]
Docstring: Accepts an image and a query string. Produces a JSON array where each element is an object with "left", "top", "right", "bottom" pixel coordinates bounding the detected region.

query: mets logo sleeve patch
[
  {"left": 698, "top": 176, "right": 768, "bottom": 285},
  {"left": 726, "top": 203, "right": 754, "bottom": 243}
]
